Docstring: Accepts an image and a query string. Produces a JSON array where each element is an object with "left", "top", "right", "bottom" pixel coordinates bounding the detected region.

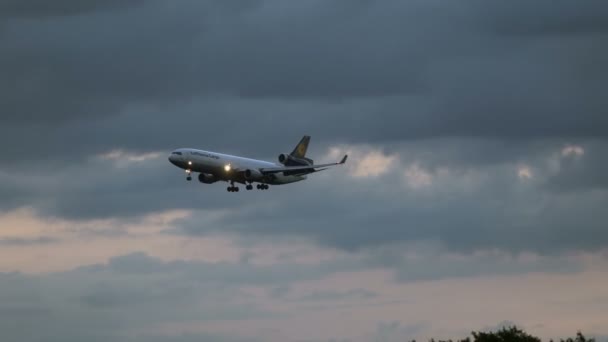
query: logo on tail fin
[{"left": 291, "top": 135, "right": 310, "bottom": 159}]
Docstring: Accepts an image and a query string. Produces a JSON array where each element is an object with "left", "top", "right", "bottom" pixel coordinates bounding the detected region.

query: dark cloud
[
  {"left": 545, "top": 143, "right": 608, "bottom": 192},
  {"left": 0, "top": 0, "right": 146, "bottom": 19},
  {"left": 382, "top": 246, "right": 581, "bottom": 282},
  {"left": 2, "top": 137, "right": 607, "bottom": 256},
  {"left": 298, "top": 289, "right": 378, "bottom": 302},
  {"left": 1, "top": 2, "right": 607, "bottom": 340},
  {"left": 482, "top": 1, "right": 608, "bottom": 36},
  {"left": 2, "top": 154, "right": 251, "bottom": 219},
  {"left": 0, "top": 252, "right": 294, "bottom": 342},
  {"left": 98, "top": 251, "right": 360, "bottom": 285},
  {"left": 172, "top": 143, "right": 608, "bottom": 255},
  {"left": 0, "top": 0, "right": 605, "bottom": 294},
  {"left": 0, "top": 250, "right": 587, "bottom": 342},
  {"left": 2, "top": 250, "right": 457, "bottom": 342},
  {"left": 1, "top": 0, "right": 607, "bottom": 168}
]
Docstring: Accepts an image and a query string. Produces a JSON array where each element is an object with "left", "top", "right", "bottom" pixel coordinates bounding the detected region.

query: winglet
[{"left": 340, "top": 155, "right": 348, "bottom": 164}]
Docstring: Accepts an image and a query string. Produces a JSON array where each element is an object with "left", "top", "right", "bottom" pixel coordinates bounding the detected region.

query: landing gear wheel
[
  {"left": 187, "top": 176, "right": 192, "bottom": 181},
  {"left": 227, "top": 184, "right": 239, "bottom": 192},
  {"left": 246, "top": 185, "right": 253, "bottom": 190}
]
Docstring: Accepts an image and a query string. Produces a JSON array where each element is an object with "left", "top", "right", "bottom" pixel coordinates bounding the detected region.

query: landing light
[
  {"left": 224, "top": 164, "right": 231, "bottom": 172},
  {"left": 188, "top": 161, "right": 192, "bottom": 166}
]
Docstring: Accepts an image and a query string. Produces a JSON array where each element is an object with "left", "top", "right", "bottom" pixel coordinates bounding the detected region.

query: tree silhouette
[
  {"left": 408, "top": 326, "right": 598, "bottom": 342},
  {"left": 471, "top": 326, "right": 540, "bottom": 342},
  {"left": 557, "top": 331, "right": 596, "bottom": 342}
]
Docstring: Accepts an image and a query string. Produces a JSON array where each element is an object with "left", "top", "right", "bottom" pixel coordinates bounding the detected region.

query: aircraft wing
[{"left": 259, "top": 155, "right": 348, "bottom": 175}]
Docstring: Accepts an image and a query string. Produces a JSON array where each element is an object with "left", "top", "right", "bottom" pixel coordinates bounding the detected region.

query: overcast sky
[{"left": 1, "top": 1, "right": 607, "bottom": 341}]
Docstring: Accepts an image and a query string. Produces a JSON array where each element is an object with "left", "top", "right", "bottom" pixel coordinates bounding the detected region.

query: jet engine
[
  {"left": 278, "top": 154, "right": 290, "bottom": 165},
  {"left": 278, "top": 153, "right": 313, "bottom": 166},
  {"left": 198, "top": 173, "right": 217, "bottom": 184},
  {"left": 244, "top": 169, "right": 264, "bottom": 181}
]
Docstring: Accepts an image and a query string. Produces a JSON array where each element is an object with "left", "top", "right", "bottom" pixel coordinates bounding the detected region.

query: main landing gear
[
  {"left": 227, "top": 181, "right": 239, "bottom": 192},
  {"left": 227, "top": 183, "right": 269, "bottom": 192}
]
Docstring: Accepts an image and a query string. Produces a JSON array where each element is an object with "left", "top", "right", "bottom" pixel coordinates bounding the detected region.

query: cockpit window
[{"left": 172, "top": 152, "right": 183, "bottom": 155}]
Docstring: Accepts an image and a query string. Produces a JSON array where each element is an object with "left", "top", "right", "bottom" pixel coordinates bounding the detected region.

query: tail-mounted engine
[
  {"left": 278, "top": 153, "right": 313, "bottom": 166},
  {"left": 278, "top": 154, "right": 289, "bottom": 164}
]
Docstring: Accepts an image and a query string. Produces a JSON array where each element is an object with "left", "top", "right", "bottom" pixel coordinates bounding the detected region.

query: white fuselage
[{"left": 168, "top": 148, "right": 306, "bottom": 185}]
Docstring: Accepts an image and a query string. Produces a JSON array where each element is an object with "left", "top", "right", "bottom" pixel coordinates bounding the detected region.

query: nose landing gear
[{"left": 186, "top": 169, "right": 192, "bottom": 181}]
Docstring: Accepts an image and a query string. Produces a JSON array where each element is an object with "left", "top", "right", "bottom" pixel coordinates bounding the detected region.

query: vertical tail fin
[{"left": 290, "top": 135, "right": 310, "bottom": 158}]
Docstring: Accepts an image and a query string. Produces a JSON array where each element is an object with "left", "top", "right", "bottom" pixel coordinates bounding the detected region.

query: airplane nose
[{"left": 168, "top": 151, "right": 184, "bottom": 166}]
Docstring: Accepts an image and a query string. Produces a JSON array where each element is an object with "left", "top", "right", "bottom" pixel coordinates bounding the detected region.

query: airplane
[{"left": 168, "top": 136, "right": 348, "bottom": 192}]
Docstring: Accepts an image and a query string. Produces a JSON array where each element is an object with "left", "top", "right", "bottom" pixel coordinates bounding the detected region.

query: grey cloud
[
  {"left": 2, "top": 155, "right": 234, "bottom": 220},
  {"left": 298, "top": 289, "right": 378, "bottom": 302},
  {"left": 1, "top": 1, "right": 607, "bottom": 340},
  {"left": 0, "top": 0, "right": 262, "bottom": 125},
  {"left": 0, "top": 249, "right": 429, "bottom": 342},
  {"left": 545, "top": 143, "right": 608, "bottom": 192},
  {"left": 3, "top": 132, "right": 607, "bottom": 257},
  {"left": 268, "top": 284, "right": 291, "bottom": 299},
  {"left": 0, "top": 252, "right": 284, "bottom": 342},
  {"left": 125, "top": 333, "right": 259, "bottom": 342},
  {"left": 384, "top": 247, "right": 580, "bottom": 282},
  {"left": 482, "top": 1, "right": 608, "bottom": 36},
  {"left": 0, "top": 236, "right": 57, "bottom": 246},
  {"left": 0, "top": 249, "right": 584, "bottom": 342},
  {"left": 174, "top": 144, "right": 608, "bottom": 255},
  {"left": 0, "top": 0, "right": 606, "bottom": 271},
  {"left": 0, "top": 0, "right": 146, "bottom": 19},
  {"left": 480, "top": 321, "right": 520, "bottom": 332},
  {"left": 97, "top": 251, "right": 360, "bottom": 285},
  {"left": 1, "top": 0, "right": 607, "bottom": 166},
  {"left": 370, "top": 321, "right": 428, "bottom": 342}
]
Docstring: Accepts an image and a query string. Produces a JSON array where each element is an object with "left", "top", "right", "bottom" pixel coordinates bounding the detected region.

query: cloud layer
[{"left": 1, "top": 1, "right": 608, "bottom": 341}]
